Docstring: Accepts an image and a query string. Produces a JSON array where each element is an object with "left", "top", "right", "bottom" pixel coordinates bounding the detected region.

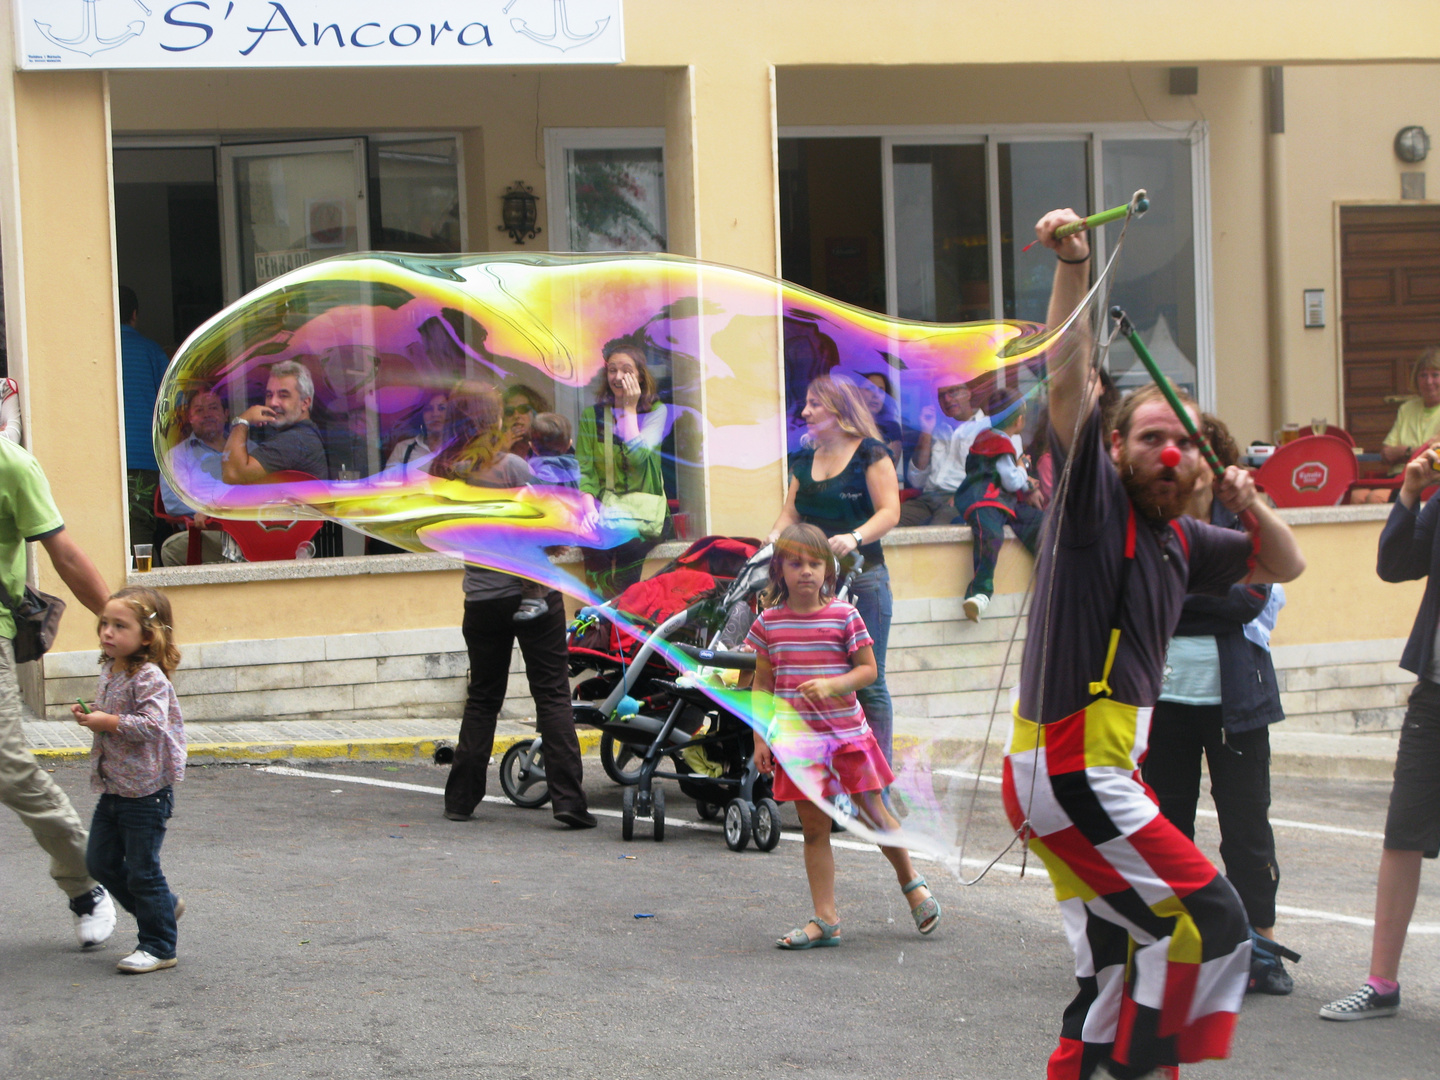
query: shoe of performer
[
  {"left": 1093, "top": 1064, "right": 1179, "bottom": 1080},
  {"left": 70, "top": 886, "right": 116, "bottom": 948},
  {"left": 963, "top": 593, "right": 990, "bottom": 622},
  {"left": 1319, "top": 983, "right": 1400, "bottom": 1021},
  {"left": 513, "top": 598, "right": 548, "bottom": 623},
  {"left": 443, "top": 810, "right": 472, "bottom": 821},
  {"left": 117, "top": 949, "right": 177, "bottom": 974},
  {"left": 1248, "top": 934, "right": 1295, "bottom": 995},
  {"left": 173, "top": 896, "right": 186, "bottom": 921}
]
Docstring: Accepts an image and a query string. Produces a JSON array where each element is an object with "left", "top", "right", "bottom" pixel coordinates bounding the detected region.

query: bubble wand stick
[
  {"left": 1108, "top": 304, "right": 1260, "bottom": 536},
  {"left": 1019, "top": 189, "right": 1149, "bottom": 252}
]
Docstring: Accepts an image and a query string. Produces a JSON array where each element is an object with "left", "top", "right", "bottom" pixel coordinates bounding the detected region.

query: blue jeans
[
  {"left": 87, "top": 787, "right": 178, "bottom": 959},
  {"left": 849, "top": 564, "right": 894, "bottom": 762}
]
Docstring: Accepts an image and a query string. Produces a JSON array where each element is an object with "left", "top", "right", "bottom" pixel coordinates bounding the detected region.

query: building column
[
  {"left": 664, "top": 61, "right": 785, "bottom": 538},
  {"left": 8, "top": 69, "right": 125, "bottom": 649}
]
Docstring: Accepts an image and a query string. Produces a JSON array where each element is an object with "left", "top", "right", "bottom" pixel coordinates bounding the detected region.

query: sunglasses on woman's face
[{"left": 504, "top": 404, "right": 534, "bottom": 418}]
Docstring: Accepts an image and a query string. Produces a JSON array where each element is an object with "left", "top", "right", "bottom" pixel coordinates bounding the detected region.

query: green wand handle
[
  {"left": 1022, "top": 191, "right": 1150, "bottom": 251},
  {"left": 1110, "top": 305, "right": 1260, "bottom": 533}
]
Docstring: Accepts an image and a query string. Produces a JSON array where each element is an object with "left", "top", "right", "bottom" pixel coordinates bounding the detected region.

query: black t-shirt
[
  {"left": 249, "top": 419, "right": 329, "bottom": 480},
  {"left": 790, "top": 437, "right": 890, "bottom": 567},
  {"left": 1017, "top": 406, "right": 1253, "bottom": 725}
]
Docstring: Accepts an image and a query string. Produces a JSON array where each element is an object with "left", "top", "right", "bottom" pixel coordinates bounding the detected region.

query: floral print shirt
[{"left": 89, "top": 661, "right": 186, "bottom": 797}]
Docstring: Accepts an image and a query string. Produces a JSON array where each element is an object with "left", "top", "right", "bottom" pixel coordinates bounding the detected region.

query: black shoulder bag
[{"left": 0, "top": 578, "right": 66, "bottom": 664}]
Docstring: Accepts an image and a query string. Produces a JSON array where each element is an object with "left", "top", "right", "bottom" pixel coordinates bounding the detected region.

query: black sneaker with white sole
[{"left": 1319, "top": 983, "right": 1400, "bottom": 1021}]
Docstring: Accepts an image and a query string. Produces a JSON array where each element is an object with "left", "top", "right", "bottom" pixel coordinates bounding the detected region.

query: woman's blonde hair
[
  {"left": 101, "top": 586, "right": 180, "bottom": 678},
  {"left": 802, "top": 375, "right": 883, "bottom": 445},
  {"left": 433, "top": 382, "right": 505, "bottom": 479},
  {"left": 1413, "top": 346, "right": 1440, "bottom": 393},
  {"left": 762, "top": 523, "right": 838, "bottom": 608}
]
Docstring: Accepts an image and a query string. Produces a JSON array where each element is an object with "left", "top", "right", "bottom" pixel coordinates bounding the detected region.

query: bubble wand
[
  {"left": 1019, "top": 189, "right": 1149, "bottom": 252},
  {"left": 1109, "top": 304, "right": 1260, "bottom": 536}
]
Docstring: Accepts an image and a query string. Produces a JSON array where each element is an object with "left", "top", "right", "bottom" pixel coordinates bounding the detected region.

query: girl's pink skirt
[{"left": 771, "top": 729, "right": 894, "bottom": 803}]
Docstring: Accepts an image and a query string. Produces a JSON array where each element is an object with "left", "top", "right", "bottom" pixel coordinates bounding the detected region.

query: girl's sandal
[
  {"left": 776, "top": 917, "right": 841, "bottom": 950},
  {"left": 903, "top": 877, "right": 942, "bottom": 935}
]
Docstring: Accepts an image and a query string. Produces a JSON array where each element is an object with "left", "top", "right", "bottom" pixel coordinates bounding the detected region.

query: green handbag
[{"left": 600, "top": 407, "right": 667, "bottom": 540}]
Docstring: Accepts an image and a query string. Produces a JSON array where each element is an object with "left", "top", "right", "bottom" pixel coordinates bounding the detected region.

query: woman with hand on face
[
  {"left": 575, "top": 342, "right": 671, "bottom": 598},
  {"left": 765, "top": 375, "right": 901, "bottom": 761}
]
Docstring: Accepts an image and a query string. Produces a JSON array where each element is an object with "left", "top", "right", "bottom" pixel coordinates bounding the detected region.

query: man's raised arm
[{"left": 1037, "top": 208, "right": 1095, "bottom": 456}]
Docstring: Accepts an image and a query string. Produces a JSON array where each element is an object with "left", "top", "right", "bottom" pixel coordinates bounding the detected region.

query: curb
[{"left": 32, "top": 730, "right": 604, "bottom": 766}]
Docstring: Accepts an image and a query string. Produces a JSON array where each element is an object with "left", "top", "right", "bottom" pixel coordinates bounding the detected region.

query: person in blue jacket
[
  {"left": 119, "top": 286, "right": 169, "bottom": 551},
  {"left": 1321, "top": 444, "right": 1440, "bottom": 1021},
  {"left": 1141, "top": 415, "right": 1295, "bottom": 996}
]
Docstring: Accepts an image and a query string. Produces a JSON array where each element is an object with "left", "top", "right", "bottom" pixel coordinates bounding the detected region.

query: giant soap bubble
[{"left": 157, "top": 250, "right": 1110, "bottom": 875}]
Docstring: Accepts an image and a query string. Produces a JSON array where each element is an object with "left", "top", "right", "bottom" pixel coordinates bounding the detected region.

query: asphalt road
[{"left": 2, "top": 761, "right": 1438, "bottom": 1079}]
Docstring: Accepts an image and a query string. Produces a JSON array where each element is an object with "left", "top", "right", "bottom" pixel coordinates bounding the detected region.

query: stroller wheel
[
  {"left": 697, "top": 800, "right": 721, "bottom": 821},
  {"left": 753, "top": 798, "right": 783, "bottom": 852},
  {"left": 621, "top": 785, "right": 636, "bottom": 841},
  {"left": 499, "top": 740, "right": 551, "bottom": 809},
  {"left": 652, "top": 786, "right": 665, "bottom": 842},
  {"left": 600, "top": 733, "right": 645, "bottom": 786},
  {"left": 723, "top": 798, "right": 752, "bottom": 852}
]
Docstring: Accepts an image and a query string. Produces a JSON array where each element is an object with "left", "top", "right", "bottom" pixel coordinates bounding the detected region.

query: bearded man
[{"left": 1003, "top": 208, "right": 1306, "bottom": 1080}]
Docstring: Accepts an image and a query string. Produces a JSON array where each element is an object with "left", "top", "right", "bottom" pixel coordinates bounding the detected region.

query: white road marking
[
  {"left": 937, "top": 769, "right": 1389, "bottom": 839},
  {"left": 262, "top": 766, "right": 1440, "bottom": 928}
]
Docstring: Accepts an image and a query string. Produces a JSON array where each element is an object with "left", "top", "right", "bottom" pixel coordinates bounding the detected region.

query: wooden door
[{"left": 1340, "top": 206, "right": 1440, "bottom": 452}]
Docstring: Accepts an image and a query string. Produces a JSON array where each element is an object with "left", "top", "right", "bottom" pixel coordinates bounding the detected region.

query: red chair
[
  {"left": 152, "top": 487, "right": 222, "bottom": 566},
  {"left": 1250, "top": 434, "right": 1358, "bottom": 507},
  {"left": 214, "top": 470, "right": 325, "bottom": 563}
]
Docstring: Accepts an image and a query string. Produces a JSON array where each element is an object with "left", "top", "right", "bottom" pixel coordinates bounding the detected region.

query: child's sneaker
[
  {"left": 117, "top": 949, "right": 177, "bottom": 974},
  {"left": 70, "top": 885, "right": 115, "bottom": 948},
  {"left": 513, "top": 598, "right": 548, "bottom": 622},
  {"left": 1319, "top": 983, "right": 1400, "bottom": 1021},
  {"left": 963, "top": 593, "right": 990, "bottom": 622}
]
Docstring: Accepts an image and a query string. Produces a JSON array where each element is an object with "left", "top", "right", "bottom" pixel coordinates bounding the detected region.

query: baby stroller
[
  {"left": 609, "top": 546, "right": 863, "bottom": 850},
  {"left": 498, "top": 537, "right": 774, "bottom": 847}
]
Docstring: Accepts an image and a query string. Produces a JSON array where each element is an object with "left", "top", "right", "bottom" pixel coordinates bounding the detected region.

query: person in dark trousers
[
  {"left": 1143, "top": 414, "right": 1295, "bottom": 996},
  {"left": 433, "top": 383, "right": 594, "bottom": 829},
  {"left": 118, "top": 286, "right": 169, "bottom": 551},
  {"left": 1321, "top": 444, "right": 1440, "bottom": 1021}
]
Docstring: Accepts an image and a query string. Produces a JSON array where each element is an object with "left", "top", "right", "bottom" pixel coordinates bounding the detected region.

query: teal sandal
[
  {"left": 903, "top": 877, "right": 941, "bottom": 935},
  {"left": 776, "top": 917, "right": 841, "bottom": 950}
]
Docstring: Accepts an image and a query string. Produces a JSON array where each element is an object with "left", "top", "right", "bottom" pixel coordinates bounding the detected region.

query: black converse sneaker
[{"left": 1319, "top": 983, "right": 1400, "bottom": 1021}]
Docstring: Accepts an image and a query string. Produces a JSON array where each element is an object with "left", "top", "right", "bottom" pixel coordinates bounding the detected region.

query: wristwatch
[
  {"left": 850, "top": 530, "right": 864, "bottom": 548},
  {"left": 232, "top": 417, "right": 250, "bottom": 428}
]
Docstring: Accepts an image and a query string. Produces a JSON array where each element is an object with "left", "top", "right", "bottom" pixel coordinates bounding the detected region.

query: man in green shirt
[{"left": 0, "top": 436, "right": 116, "bottom": 947}]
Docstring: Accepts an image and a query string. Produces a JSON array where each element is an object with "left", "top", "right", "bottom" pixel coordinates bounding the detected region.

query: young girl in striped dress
[{"left": 748, "top": 523, "right": 941, "bottom": 949}]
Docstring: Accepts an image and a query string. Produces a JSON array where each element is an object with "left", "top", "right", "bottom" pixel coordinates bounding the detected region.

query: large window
[{"left": 779, "top": 125, "right": 1211, "bottom": 404}]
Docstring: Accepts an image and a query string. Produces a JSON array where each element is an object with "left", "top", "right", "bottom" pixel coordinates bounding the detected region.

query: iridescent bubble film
[{"left": 157, "top": 250, "right": 1109, "bottom": 873}]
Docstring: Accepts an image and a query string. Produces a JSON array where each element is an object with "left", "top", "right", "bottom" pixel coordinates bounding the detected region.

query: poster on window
[{"left": 15, "top": 0, "right": 624, "bottom": 69}]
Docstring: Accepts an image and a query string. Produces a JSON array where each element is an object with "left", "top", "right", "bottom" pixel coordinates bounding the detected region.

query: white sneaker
[
  {"left": 963, "top": 593, "right": 990, "bottom": 622},
  {"left": 70, "top": 886, "right": 116, "bottom": 948},
  {"left": 117, "top": 949, "right": 177, "bottom": 974}
]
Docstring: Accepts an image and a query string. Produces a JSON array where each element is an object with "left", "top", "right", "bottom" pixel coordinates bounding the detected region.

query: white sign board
[{"left": 15, "top": 0, "right": 624, "bottom": 69}]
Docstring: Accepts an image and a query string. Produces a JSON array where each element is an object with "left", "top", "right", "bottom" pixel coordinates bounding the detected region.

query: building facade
[{"left": 4, "top": 1, "right": 1438, "bottom": 731}]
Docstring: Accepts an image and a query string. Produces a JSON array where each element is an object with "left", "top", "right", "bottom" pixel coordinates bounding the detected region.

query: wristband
[
  {"left": 850, "top": 530, "right": 865, "bottom": 548},
  {"left": 1056, "top": 252, "right": 1091, "bottom": 265},
  {"left": 232, "top": 417, "right": 250, "bottom": 428}
]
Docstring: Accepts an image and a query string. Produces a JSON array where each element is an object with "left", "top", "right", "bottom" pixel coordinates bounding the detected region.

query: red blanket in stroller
[{"left": 613, "top": 568, "right": 719, "bottom": 626}]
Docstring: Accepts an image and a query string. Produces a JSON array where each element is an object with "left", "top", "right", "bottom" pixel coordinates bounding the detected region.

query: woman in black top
[{"left": 766, "top": 375, "right": 902, "bottom": 759}]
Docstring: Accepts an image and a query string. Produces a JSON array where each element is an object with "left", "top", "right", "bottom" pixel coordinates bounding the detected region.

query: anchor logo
[
  {"left": 35, "top": 0, "right": 148, "bottom": 57},
  {"left": 503, "top": 0, "right": 609, "bottom": 52}
]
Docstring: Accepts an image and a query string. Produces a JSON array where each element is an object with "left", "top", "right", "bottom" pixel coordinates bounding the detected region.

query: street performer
[{"left": 1004, "top": 209, "right": 1307, "bottom": 1080}]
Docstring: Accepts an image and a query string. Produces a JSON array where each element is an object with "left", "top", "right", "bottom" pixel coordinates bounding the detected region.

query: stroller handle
[{"left": 672, "top": 642, "right": 756, "bottom": 671}]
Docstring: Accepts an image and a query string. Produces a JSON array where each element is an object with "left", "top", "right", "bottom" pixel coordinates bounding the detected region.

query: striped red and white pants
[{"left": 1002, "top": 698, "right": 1251, "bottom": 1080}]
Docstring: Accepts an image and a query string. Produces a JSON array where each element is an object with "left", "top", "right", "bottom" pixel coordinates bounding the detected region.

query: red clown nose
[{"left": 1159, "top": 446, "right": 1182, "bottom": 468}]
